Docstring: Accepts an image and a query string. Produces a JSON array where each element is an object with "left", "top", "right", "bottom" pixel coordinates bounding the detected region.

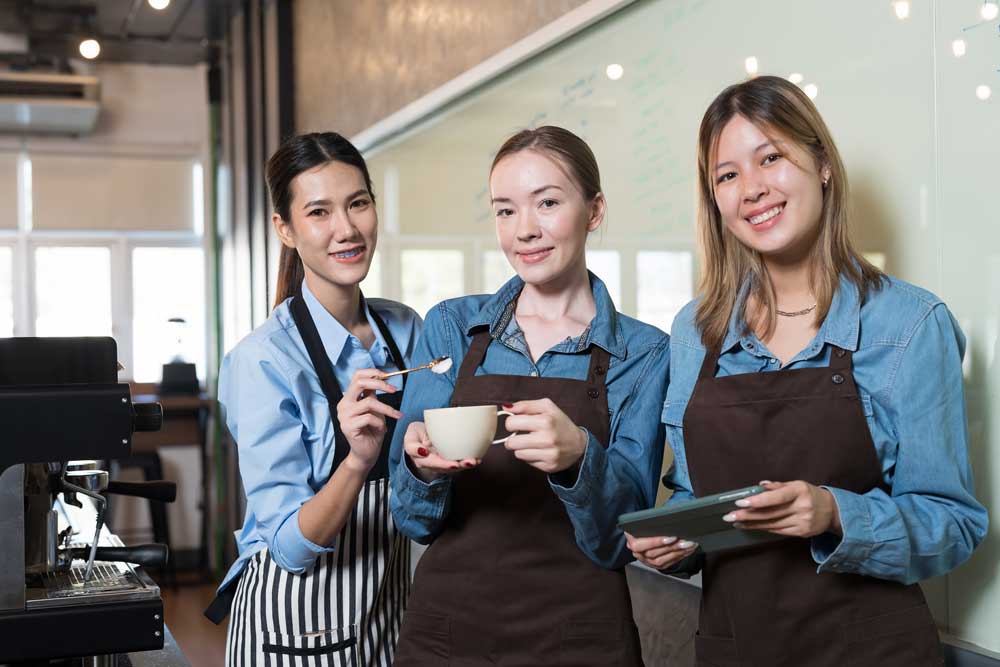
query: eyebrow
[
  {"left": 302, "top": 189, "right": 369, "bottom": 209},
  {"left": 714, "top": 141, "right": 779, "bottom": 171},
  {"left": 491, "top": 184, "right": 564, "bottom": 204}
]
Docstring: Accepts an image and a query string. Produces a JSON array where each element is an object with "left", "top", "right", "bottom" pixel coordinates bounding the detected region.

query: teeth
[
  {"left": 749, "top": 205, "right": 783, "bottom": 225},
  {"left": 333, "top": 248, "right": 362, "bottom": 258}
]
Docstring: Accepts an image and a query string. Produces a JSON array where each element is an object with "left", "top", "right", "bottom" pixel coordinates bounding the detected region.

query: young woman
[
  {"left": 387, "top": 126, "right": 669, "bottom": 666},
  {"left": 628, "top": 76, "right": 988, "bottom": 666},
  {"left": 205, "top": 132, "right": 422, "bottom": 666}
]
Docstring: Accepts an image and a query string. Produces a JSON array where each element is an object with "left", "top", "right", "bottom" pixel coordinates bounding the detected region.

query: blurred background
[{"left": 0, "top": 0, "right": 997, "bottom": 665}]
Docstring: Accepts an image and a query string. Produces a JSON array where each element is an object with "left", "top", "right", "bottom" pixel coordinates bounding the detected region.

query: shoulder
[
  {"left": 367, "top": 297, "right": 422, "bottom": 328},
  {"left": 221, "top": 301, "right": 302, "bottom": 376},
  {"left": 614, "top": 311, "right": 669, "bottom": 356},
  {"left": 424, "top": 294, "right": 493, "bottom": 332},
  {"left": 668, "top": 298, "right": 705, "bottom": 351},
  {"left": 859, "top": 275, "right": 949, "bottom": 347}
]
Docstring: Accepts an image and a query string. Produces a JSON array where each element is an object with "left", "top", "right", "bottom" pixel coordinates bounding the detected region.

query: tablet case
[{"left": 618, "top": 485, "right": 786, "bottom": 552}]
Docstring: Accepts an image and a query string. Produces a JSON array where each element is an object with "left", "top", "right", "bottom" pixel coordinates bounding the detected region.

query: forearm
[{"left": 297, "top": 452, "right": 372, "bottom": 547}]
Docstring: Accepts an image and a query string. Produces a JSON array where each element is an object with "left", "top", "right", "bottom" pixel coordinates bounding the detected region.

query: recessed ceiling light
[
  {"left": 79, "top": 39, "right": 100, "bottom": 60},
  {"left": 148, "top": 0, "right": 170, "bottom": 10}
]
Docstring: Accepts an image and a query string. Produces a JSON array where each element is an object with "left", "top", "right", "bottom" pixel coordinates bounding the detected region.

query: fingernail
[
  {"left": 735, "top": 499, "right": 751, "bottom": 507},
  {"left": 722, "top": 513, "right": 737, "bottom": 522},
  {"left": 502, "top": 403, "right": 514, "bottom": 409},
  {"left": 416, "top": 447, "right": 428, "bottom": 457},
  {"left": 678, "top": 540, "right": 694, "bottom": 549},
  {"left": 463, "top": 461, "right": 474, "bottom": 468},
  {"left": 760, "top": 480, "right": 772, "bottom": 485},
  {"left": 662, "top": 536, "right": 677, "bottom": 545}
]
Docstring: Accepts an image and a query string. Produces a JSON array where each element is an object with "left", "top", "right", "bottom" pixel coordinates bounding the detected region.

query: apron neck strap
[
  {"left": 698, "top": 345, "right": 722, "bottom": 381},
  {"left": 368, "top": 301, "right": 407, "bottom": 390},
  {"left": 290, "top": 293, "right": 344, "bottom": 404},
  {"left": 829, "top": 345, "right": 853, "bottom": 371},
  {"left": 586, "top": 345, "right": 611, "bottom": 385},
  {"left": 458, "top": 328, "right": 492, "bottom": 381}
]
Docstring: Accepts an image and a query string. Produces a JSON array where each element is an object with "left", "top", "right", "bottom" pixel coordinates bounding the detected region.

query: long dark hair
[{"left": 266, "top": 132, "right": 376, "bottom": 309}]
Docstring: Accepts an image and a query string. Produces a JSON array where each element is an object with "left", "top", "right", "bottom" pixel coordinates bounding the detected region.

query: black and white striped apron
[{"left": 216, "top": 295, "right": 410, "bottom": 666}]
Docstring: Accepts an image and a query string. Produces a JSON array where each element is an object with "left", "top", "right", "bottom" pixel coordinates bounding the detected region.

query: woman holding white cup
[{"left": 388, "top": 126, "right": 670, "bottom": 666}]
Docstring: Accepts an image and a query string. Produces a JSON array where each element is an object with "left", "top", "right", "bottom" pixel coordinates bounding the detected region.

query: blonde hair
[{"left": 694, "top": 75, "right": 885, "bottom": 350}]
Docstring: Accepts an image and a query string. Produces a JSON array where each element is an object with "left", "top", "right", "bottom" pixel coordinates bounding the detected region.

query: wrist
[
  {"left": 823, "top": 488, "right": 843, "bottom": 536},
  {"left": 342, "top": 451, "right": 374, "bottom": 476}
]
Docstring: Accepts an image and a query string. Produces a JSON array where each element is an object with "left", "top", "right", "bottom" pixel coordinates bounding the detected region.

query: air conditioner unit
[{"left": 0, "top": 71, "right": 100, "bottom": 135}]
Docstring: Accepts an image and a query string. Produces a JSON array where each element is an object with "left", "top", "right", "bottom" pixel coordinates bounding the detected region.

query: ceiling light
[
  {"left": 605, "top": 63, "right": 624, "bottom": 81},
  {"left": 893, "top": 1, "right": 911, "bottom": 20},
  {"left": 804, "top": 83, "right": 819, "bottom": 100},
  {"left": 148, "top": 0, "right": 170, "bottom": 9},
  {"left": 79, "top": 39, "right": 100, "bottom": 60},
  {"left": 744, "top": 56, "right": 758, "bottom": 76},
  {"left": 952, "top": 39, "right": 967, "bottom": 57},
  {"left": 788, "top": 72, "right": 804, "bottom": 85},
  {"left": 981, "top": 2, "right": 999, "bottom": 21},
  {"left": 976, "top": 85, "right": 992, "bottom": 101}
]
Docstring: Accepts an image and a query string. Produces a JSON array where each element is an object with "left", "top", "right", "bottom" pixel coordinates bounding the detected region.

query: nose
[
  {"left": 742, "top": 170, "right": 768, "bottom": 203},
  {"left": 515, "top": 210, "right": 541, "bottom": 242},
  {"left": 331, "top": 208, "right": 359, "bottom": 243}
]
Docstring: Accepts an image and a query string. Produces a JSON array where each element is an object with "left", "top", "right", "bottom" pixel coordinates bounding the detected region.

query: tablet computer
[{"left": 618, "top": 485, "right": 785, "bottom": 553}]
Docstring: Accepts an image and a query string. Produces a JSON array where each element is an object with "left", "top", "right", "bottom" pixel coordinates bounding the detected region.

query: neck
[
  {"left": 763, "top": 254, "right": 816, "bottom": 308},
  {"left": 304, "top": 272, "right": 364, "bottom": 330},
  {"left": 516, "top": 261, "right": 595, "bottom": 322}
]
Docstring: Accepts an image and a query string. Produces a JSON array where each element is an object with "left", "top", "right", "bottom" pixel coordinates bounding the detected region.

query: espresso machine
[{"left": 0, "top": 337, "right": 176, "bottom": 664}]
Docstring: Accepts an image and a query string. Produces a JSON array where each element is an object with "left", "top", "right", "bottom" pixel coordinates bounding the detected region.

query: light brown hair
[
  {"left": 490, "top": 126, "right": 601, "bottom": 201},
  {"left": 695, "top": 75, "right": 885, "bottom": 350}
]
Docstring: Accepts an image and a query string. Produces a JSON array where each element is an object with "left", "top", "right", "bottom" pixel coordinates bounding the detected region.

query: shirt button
[
  {"left": 831, "top": 373, "right": 845, "bottom": 385},
  {"left": 769, "top": 358, "right": 778, "bottom": 365},
  {"left": 746, "top": 342, "right": 755, "bottom": 350},
  {"left": 529, "top": 370, "right": 538, "bottom": 377}
]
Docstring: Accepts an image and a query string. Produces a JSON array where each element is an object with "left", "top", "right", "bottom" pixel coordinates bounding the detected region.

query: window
[
  {"left": 360, "top": 249, "right": 382, "bottom": 298},
  {"left": 401, "top": 249, "right": 464, "bottom": 318},
  {"left": 0, "top": 246, "right": 12, "bottom": 337},
  {"left": 586, "top": 250, "right": 621, "bottom": 306},
  {"left": 482, "top": 250, "right": 516, "bottom": 293},
  {"left": 34, "top": 246, "right": 112, "bottom": 337},
  {"left": 636, "top": 251, "right": 693, "bottom": 334},
  {"left": 132, "top": 247, "right": 207, "bottom": 382}
]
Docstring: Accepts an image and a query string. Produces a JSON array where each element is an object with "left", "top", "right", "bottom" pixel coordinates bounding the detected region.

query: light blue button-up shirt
[
  {"left": 662, "top": 273, "right": 988, "bottom": 584},
  {"left": 216, "top": 281, "right": 422, "bottom": 592},
  {"left": 389, "top": 273, "right": 670, "bottom": 570}
]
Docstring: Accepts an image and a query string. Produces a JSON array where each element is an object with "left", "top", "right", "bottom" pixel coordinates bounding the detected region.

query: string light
[
  {"left": 78, "top": 39, "right": 100, "bottom": 59},
  {"left": 893, "top": 1, "right": 911, "bottom": 20},
  {"left": 981, "top": 2, "right": 999, "bottom": 21},
  {"left": 976, "top": 85, "right": 992, "bottom": 100},
  {"left": 788, "top": 73, "right": 804, "bottom": 85},
  {"left": 804, "top": 83, "right": 819, "bottom": 100},
  {"left": 952, "top": 39, "right": 967, "bottom": 57},
  {"left": 744, "top": 56, "right": 759, "bottom": 76}
]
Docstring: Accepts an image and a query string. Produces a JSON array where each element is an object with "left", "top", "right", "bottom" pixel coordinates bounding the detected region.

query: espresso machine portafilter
[{"left": 0, "top": 337, "right": 176, "bottom": 664}]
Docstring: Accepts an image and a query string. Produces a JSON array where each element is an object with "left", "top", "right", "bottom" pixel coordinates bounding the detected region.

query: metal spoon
[{"left": 381, "top": 355, "right": 453, "bottom": 379}]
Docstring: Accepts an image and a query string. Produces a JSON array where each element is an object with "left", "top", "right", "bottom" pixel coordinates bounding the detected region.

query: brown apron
[
  {"left": 393, "top": 329, "right": 644, "bottom": 666},
  {"left": 683, "top": 344, "right": 943, "bottom": 667}
]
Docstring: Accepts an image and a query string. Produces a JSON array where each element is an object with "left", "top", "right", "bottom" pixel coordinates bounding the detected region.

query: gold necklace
[{"left": 776, "top": 304, "right": 817, "bottom": 317}]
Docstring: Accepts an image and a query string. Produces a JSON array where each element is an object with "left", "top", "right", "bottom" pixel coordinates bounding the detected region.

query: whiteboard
[{"left": 363, "top": 0, "right": 1000, "bottom": 653}]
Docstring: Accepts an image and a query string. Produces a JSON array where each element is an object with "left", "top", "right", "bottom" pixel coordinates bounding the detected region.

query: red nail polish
[
  {"left": 463, "top": 461, "right": 474, "bottom": 468},
  {"left": 502, "top": 403, "right": 514, "bottom": 409},
  {"left": 417, "top": 447, "right": 428, "bottom": 457}
]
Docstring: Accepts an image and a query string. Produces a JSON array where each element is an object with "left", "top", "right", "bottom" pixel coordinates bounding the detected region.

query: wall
[{"left": 293, "top": 0, "right": 589, "bottom": 137}]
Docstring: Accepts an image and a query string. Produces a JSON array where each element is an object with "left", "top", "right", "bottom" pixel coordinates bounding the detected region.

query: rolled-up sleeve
[
  {"left": 811, "top": 304, "right": 988, "bottom": 582},
  {"left": 220, "top": 342, "right": 334, "bottom": 574},
  {"left": 388, "top": 304, "right": 458, "bottom": 544},
  {"left": 551, "top": 339, "right": 671, "bottom": 569}
]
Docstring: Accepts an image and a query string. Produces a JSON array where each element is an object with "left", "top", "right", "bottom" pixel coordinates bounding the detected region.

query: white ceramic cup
[{"left": 423, "top": 405, "right": 515, "bottom": 461}]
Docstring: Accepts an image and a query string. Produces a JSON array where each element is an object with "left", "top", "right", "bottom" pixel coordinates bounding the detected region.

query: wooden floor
[{"left": 161, "top": 582, "right": 228, "bottom": 667}]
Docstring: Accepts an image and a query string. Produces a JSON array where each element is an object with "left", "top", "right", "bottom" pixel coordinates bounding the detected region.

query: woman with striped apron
[{"left": 206, "top": 132, "right": 420, "bottom": 666}]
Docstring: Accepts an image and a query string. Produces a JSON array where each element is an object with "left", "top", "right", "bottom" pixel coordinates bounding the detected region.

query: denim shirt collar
[
  {"left": 464, "top": 271, "right": 626, "bottom": 359},
  {"left": 720, "top": 272, "right": 862, "bottom": 354},
  {"left": 301, "top": 279, "right": 391, "bottom": 366}
]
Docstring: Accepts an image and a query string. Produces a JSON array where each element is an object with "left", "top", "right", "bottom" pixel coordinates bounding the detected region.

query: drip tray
[{"left": 26, "top": 562, "right": 159, "bottom": 608}]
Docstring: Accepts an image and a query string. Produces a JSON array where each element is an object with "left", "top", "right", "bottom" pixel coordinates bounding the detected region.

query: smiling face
[
  {"left": 489, "top": 149, "right": 605, "bottom": 288},
  {"left": 712, "top": 114, "right": 829, "bottom": 262},
  {"left": 273, "top": 160, "right": 377, "bottom": 292}
]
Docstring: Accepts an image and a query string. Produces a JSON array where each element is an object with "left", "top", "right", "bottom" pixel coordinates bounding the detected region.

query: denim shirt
[
  {"left": 389, "top": 273, "right": 670, "bottom": 569},
  {"left": 662, "top": 273, "right": 988, "bottom": 584},
  {"left": 216, "top": 282, "right": 422, "bottom": 593}
]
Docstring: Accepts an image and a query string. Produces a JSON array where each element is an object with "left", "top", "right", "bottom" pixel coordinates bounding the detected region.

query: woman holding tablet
[
  {"left": 206, "top": 132, "right": 421, "bottom": 666},
  {"left": 389, "top": 126, "right": 669, "bottom": 666},
  {"left": 628, "top": 76, "right": 987, "bottom": 665}
]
